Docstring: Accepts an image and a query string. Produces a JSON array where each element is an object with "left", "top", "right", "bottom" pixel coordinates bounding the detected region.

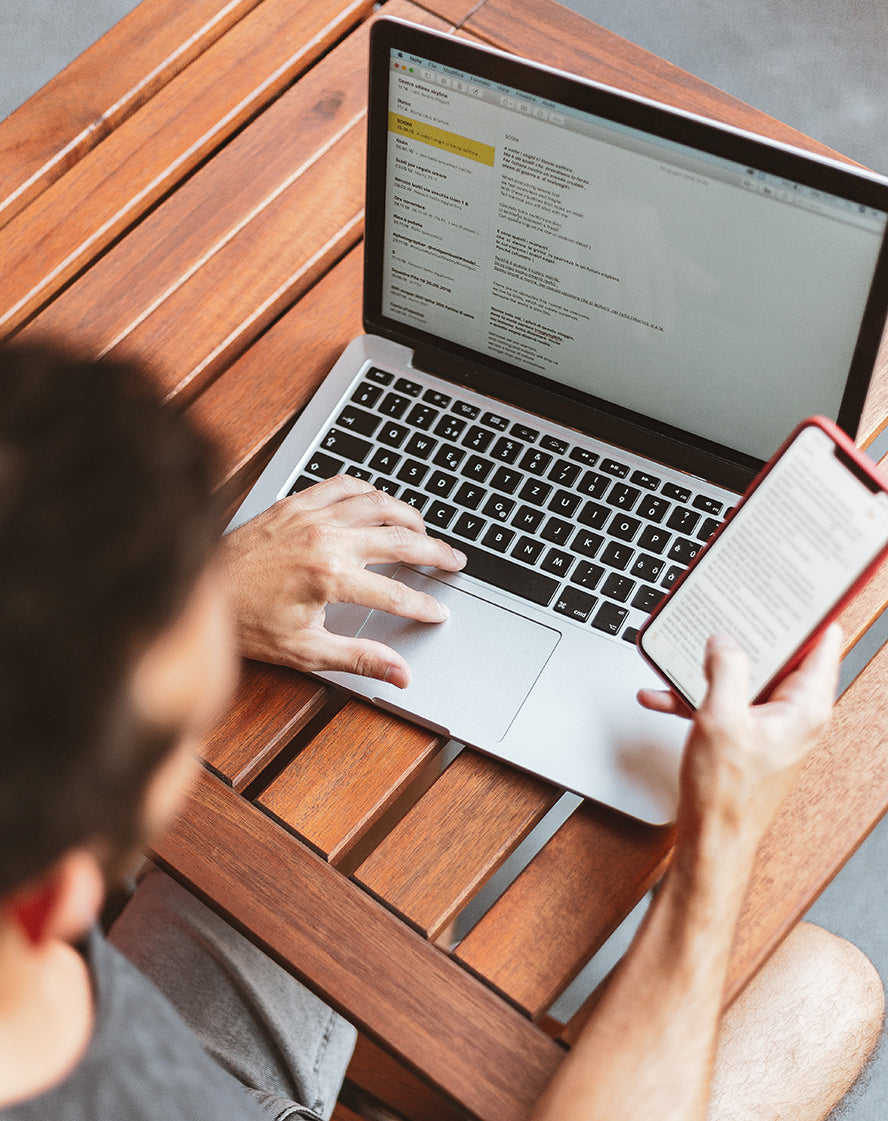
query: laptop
[{"left": 230, "top": 17, "right": 888, "bottom": 824}]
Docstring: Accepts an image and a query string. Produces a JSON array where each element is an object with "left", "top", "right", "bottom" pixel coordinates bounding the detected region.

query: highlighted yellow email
[{"left": 388, "top": 113, "right": 495, "bottom": 166}]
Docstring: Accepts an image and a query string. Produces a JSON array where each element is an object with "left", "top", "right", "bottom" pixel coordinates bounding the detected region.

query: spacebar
[{"left": 433, "top": 534, "right": 558, "bottom": 607}]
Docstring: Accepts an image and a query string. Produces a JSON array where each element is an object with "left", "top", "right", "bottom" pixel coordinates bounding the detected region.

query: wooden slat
[
  {"left": 411, "top": 0, "right": 489, "bottom": 24},
  {"left": 187, "top": 246, "right": 364, "bottom": 506},
  {"left": 153, "top": 768, "right": 563, "bottom": 1121},
  {"left": 201, "top": 662, "right": 329, "bottom": 791},
  {"left": 0, "top": 0, "right": 373, "bottom": 337},
  {"left": 463, "top": 0, "right": 855, "bottom": 163},
  {"left": 346, "top": 1033, "right": 468, "bottom": 1121},
  {"left": 20, "top": 0, "right": 445, "bottom": 366},
  {"left": 858, "top": 331, "right": 888, "bottom": 449},
  {"left": 332, "top": 1102, "right": 363, "bottom": 1121},
  {"left": 257, "top": 701, "right": 445, "bottom": 865},
  {"left": 0, "top": 0, "right": 265, "bottom": 228},
  {"left": 725, "top": 635, "right": 888, "bottom": 1003},
  {"left": 355, "top": 750, "right": 561, "bottom": 938},
  {"left": 455, "top": 802, "right": 674, "bottom": 1018}
]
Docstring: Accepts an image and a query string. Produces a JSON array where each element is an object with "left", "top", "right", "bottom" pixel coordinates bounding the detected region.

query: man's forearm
[{"left": 531, "top": 824, "right": 758, "bottom": 1121}]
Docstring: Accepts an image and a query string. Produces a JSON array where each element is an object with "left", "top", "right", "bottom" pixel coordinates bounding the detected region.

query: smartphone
[{"left": 638, "top": 417, "right": 888, "bottom": 710}]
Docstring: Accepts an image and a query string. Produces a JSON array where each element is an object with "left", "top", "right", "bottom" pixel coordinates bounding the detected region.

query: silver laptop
[{"left": 230, "top": 17, "right": 888, "bottom": 823}]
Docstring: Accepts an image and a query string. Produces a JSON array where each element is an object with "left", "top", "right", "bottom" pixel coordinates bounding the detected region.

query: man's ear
[{"left": 10, "top": 850, "right": 105, "bottom": 946}]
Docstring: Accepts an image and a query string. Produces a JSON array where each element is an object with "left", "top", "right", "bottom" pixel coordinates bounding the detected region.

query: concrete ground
[{"left": 3, "top": 1, "right": 888, "bottom": 1116}]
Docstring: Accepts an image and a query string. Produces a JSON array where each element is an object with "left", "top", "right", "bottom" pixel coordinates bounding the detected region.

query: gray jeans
[{"left": 109, "top": 865, "right": 356, "bottom": 1121}]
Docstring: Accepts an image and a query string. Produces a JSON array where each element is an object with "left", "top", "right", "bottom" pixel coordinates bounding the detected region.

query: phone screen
[{"left": 640, "top": 423, "right": 888, "bottom": 707}]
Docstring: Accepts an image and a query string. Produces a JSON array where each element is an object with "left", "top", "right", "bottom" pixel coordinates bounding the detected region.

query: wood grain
[
  {"left": 153, "top": 767, "right": 563, "bottom": 1121},
  {"left": 201, "top": 662, "right": 329, "bottom": 791},
  {"left": 257, "top": 701, "right": 445, "bottom": 865},
  {"left": 411, "top": 0, "right": 489, "bottom": 24},
  {"left": 0, "top": 0, "right": 265, "bottom": 228},
  {"left": 0, "top": 0, "right": 372, "bottom": 336},
  {"left": 346, "top": 1033, "right": 468, "bottom": 1121},
  {"left": 455, "top": 802, "right": 674, "bottom": 1017},
  {"left": 355, "top": 750, "right": 561, "bottom": 938}
]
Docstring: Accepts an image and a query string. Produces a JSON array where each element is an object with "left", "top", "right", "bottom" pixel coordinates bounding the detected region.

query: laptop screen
[{"left": 366, "top": 22, "right": 888, "bottom": 469}]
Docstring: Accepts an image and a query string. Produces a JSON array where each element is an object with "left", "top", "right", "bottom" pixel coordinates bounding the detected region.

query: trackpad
[{"left": 358, "top": 568, "right": 559, "bottom": 742}]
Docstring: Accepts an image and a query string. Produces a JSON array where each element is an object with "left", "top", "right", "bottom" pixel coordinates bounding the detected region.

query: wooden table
[{"left": 4, "top": 2, "right": 888, "bottom": 1118}]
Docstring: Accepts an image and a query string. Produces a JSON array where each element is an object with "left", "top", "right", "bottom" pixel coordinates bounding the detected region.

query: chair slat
[
  {"left": 256, "top": 701, "right": 445, "bottom": 866},
  {"left": 0, "top": 0, "right": 373, "bottom": 337},
  {"left": 355, "top": 750, "right": 560, "bottom": 939},
  {"left": 455, "top": 802, "right": 673, "bottom": 1018}
]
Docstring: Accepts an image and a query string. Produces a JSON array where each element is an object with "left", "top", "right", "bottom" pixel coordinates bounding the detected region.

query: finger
[
  {"left": 311, "top": 487, "right": 430, "bottom": 534},
  {"left": 284, "top": 473, "right": 376, "bottom": 511},
  {"left": 339, "top": 524, "right": 467, "bottom": 573},
  {"left": 699, "top": 633, "right": 750, "bottom": 721},
  {"left": 637, "top": 687, "right": 687, "bottom": 716},
  {"left": 295, "top": 629, "right": 412, "bottom": 688},
  {"left": 339, "top": 567, "right": 455, "bottom": 622},
  {"left": 770, "top": 622, "right": 843, "bottom": 710}
]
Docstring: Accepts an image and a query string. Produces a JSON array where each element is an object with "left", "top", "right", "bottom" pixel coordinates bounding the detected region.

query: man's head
[{"left": 0, "top": 342, "right": 234, "bottom": 925}]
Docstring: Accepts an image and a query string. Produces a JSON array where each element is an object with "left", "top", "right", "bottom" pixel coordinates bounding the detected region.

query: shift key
[{"left": 433, "top": 534, "right": 558, "bottom": 607}]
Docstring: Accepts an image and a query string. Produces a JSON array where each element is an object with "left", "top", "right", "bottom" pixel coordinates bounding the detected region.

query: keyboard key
[
  {"left": 427, "top": 470, "right": 457, "bottom": 498},
  {"left": 512, "top": 505, "right": 545, "bottom": 534},
  {"left": 453, "top": 511, "right": 486, "bottom": 541},
  {"left": 578, "top": 470, "right": 609, "bottom": 498},
  {"left": 546, "top": 489, "right": 580, "bottom": 518},
  {"left": 491, "top": 436, "right": 522, "bottom": 463},
  {"left": 366, "top": 367, "right": 394, "bottom": 385},
  {"left": 491, "top": 466, "right": 523, "bottom": 494},
  {"left": 571, "top": 560, "right": 605, "bottom": 589},
  {"left": 453, "top": 400, "right": 480, "bottom": 419},
  {"left": 554, "top": 587, "right": 597, "bottom": 622},
  {"left": 519, "top": 478, "right": 552, "bottom": 506},
  {"left": 482, "top": 525, "right": 515, "bottom": 552},
  {"left": 304, "top": 450, "right": 343, "bottom": 479},
  {"left": 601, "top": 458, "right": 629, "bottom": 477},
  {"left": 453, "top": 481, "right": 486, "bottom": 510},
  {"left": 693, "top": 494, "right": 724, "bottom": 515},
  {"left": 397, "top": 459, "right": 429, "bottom": 486},
  {"left": 632, "top": 585, "right": 665, "bottom": 613},
  {"left": 541, "top": 435, "right": 569, "bottom": 455},
  {"left": 520, "top": 448, "right": 553, "bottom": 475},
  {"left": 512, "top": 536, "right": 545, "bottom": 565},
  {"left": 697, "top": 516, "right": 721, "bottom": 541},
  {"left": 668, "top": 536, "right": 701, "bottom": 565},
  {"left": 607, "top": 483, "right": 641, "bottom": 510},
  {"left": 423, "top": 389, "right": 451, "bottom": 408},
  {"left": 571, "top": 529, "right": 604, "bottom": 558},
  {"left": 637, "top": 494, "right": 670, "bottom": 522},
  {"left": 483, "top": 494, "right": 516, "bottom": 522},
  {"left": 434, "top": 445, "right": 465, "bottom": 471},
  {"left": 375, "top": 477, "right": 400, "bottom": 496},
  {"left": 426, "top": 501, "right": 457, "bottom": 530},
  {"left": 380, "top": 392, "right": 411, "bottom": 418},
  {"left": 320, "top": 428, "right": 372, "bottom": 462},
  {"left": 511, "top": 423, "right": 539, "bottom": 442},
  {"left": 541, "top": 548, "right": 573, "bottom": 577},
  {"left": 434, "top": 535, "right": 558, "bottom": 606},
  {"left": 463, "top": 425, "right": 495, "bottom": 452},
  {"left": 400, "top": 489, "right": 428, "bottom": 511},
  {"left": 462, "top": 455, "right": 494, "bottom": 483},
  {"left": 591, "top": 601, "right": 629, "bottom": 635},
  {"left": 578, "top": 501, "right": 610, "bottom": 530},
  {"left": 549, "top": 459, "right": 581, "bottom": 487},
  {"left": 638, "top": 525, "right": 671, "bottom": 554},
  {"left": 541, "top": 517, "right": 573, "bottom": 546},
  {"left": 662, "top": 482, "right": 691, "bottom": 503},
  {"left": 404, "top": 432, "right": 437, "bottom": 459},
  {"left": 406, "top": 403, "right": 439, "bottom": 430},
  {"left": 601, "top": 541, "right": 634, "bottom": 570},
  {"left": 394, "top": 376, "right": 422, "bottom": 397},
  {"left": 630, "top": 553, "right": 665, "bottom": 581},
  {"left": 610, "top": 514, "right": 641, "bottom": 542},
  {"left": 344, "top": 465, "right": 372, "bottom": 481},
  {"left": 368, "top": 447, "right": 401, "bottom": 474},
  {"left": 569, "top": 446, "right": 598, "bottom": 466},
  {"left": 378, "top": 421, "right": 408, "bottom": 447},
  {"left": 666, "top": 506, "right": 701, "bottom": 534},
  {"left": 482, "top": 411, "right": 509, "bottom": 430},
  {"left": 351, "top": 382, "right": 383, "bottom": 408},
  {"left": 602, "top": 573, "right": 635, "bottom": 602},
  {"left": 661, "top": 564, "right": 685, "bottom": 589},
  {"left": 288, "top": 475, "right": 317, "bottom": 495},
  {"left": 630, "top": 469, "right": 661, "bottom": 490},
  {"left": 434, "top": 415, "right": 467, "bottom": 441},
  {"left": 622, "top": 627, "right": 640, "bottom": 645}
]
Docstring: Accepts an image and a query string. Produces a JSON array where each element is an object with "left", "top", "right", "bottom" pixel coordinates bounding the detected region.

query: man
[{"left": 0, "top": 342, "right": 881, "bottom": 1121}]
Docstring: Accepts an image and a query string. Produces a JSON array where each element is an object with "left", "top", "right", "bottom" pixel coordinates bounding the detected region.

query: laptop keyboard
[{"left": 286, "top": 367, "right": 734, "bottom": 645}]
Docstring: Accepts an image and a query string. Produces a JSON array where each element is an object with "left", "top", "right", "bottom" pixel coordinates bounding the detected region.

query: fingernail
[
  {"left": 384, "top": 664, "right": 409, "bottom": 689},
  {"left": 452, "top": 548, "right": 468, "bottom": 567},
  {"left": 435, "top": 601, "right": 450, "bottom": 622}
]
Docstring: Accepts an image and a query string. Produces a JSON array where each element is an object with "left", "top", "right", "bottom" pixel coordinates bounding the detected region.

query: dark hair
[{"left": 0, "top": 342, "right": 220, "bottom": 895}]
